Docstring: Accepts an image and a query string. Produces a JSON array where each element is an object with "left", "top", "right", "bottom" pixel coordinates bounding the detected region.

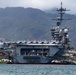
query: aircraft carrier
[{"left": 0, "top": 2, "right": 76, "bottom": 64}]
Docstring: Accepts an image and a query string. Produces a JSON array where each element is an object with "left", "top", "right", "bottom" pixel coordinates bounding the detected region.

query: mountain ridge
[{"left": 0, "top": 7, "right": 75, "bottom": 46}]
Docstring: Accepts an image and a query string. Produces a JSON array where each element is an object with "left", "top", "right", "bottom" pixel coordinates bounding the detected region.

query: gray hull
[{"left": 12, "top": 56, "right": 53, "bottom": 64}]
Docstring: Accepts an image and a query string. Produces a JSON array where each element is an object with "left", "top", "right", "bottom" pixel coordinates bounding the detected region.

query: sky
[{"left": 0, "top": 0, "right": 76, "bottom": 14}]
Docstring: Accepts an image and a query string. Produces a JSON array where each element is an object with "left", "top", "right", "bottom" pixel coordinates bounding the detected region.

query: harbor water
[{"left": 0, "top": 64, "right": 76, "bottom": 75}]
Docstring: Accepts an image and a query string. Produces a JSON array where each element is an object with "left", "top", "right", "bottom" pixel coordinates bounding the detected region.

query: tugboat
[{"left": 3, "top": 2, "right": 75, "bottom": 64}]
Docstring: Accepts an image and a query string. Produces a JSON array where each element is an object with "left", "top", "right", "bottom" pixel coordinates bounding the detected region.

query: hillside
[{"left": 0, "top": 7, "right": 75, "bottom": 46}]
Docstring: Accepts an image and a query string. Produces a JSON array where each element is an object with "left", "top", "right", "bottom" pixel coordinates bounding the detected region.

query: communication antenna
[{"left": 54, "top": 2, "right": 70, "bottom": 26}]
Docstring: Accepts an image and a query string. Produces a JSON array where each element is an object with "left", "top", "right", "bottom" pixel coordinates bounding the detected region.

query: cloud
[{"left": 0, "top": 0, "right": 75, "bottom": 14}]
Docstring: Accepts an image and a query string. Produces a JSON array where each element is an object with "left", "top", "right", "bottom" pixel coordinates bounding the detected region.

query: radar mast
[{"left": 56, "top": 2, "right": 69, "bottom": 26}]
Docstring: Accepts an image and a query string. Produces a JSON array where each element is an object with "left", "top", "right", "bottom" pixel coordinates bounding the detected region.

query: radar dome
[{"left": 64, "top": 29, "right": 68, "bottom": 33}]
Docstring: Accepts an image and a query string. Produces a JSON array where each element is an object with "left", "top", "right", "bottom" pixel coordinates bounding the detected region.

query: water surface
[{"left": 0, "top": 64, "right": 76, "bottom": 75}]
